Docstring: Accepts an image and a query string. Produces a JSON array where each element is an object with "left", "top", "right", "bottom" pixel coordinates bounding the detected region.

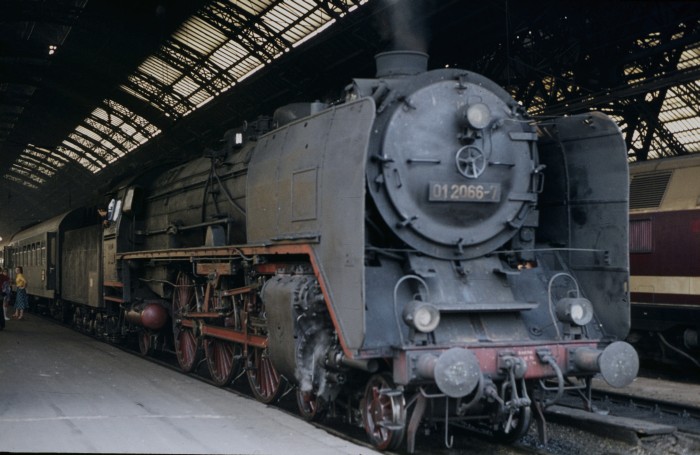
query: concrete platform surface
[{"left": 0, "top": 314, "right": 379, "bottom": 454}]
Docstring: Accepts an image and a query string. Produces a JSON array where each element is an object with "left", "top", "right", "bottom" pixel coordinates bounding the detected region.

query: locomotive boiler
[{"left": 6, "top": 51, "right": 639, "bottom": 452}]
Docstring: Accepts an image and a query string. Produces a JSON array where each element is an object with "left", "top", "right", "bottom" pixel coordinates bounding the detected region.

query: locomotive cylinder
[
  {"left": 125, "top": 303, "right": 168, "bottom": 330},
  {"left": 329, "top": 352, "right": 379, "bottom": 373},
  {"left": 571, "top": 341, "right": 639, "bottom": 388}
]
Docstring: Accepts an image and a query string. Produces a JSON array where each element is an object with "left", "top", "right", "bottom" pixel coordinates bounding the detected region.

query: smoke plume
[{"left": 377, "top": 0, "right": 431, "bottom": 53}]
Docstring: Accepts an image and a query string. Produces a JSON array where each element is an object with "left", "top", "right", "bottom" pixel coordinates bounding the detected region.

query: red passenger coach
[{"left": 629, "top": 154, "right": 700, "bottom": 367}]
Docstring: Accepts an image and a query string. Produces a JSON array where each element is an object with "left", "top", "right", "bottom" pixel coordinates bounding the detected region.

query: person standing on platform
[
  {"left": 0, "top": 268, "right": 6, "bottom": 330},
  {"left": 12, "top": 266, "right": 27, "bottom": 320},
  {"left": 0, "top": 267, "right": 10, "bottom": 323}
]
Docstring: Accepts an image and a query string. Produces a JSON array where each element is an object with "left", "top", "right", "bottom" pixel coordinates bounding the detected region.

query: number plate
[{"left": 428, "top": 182, "right": 501, "bottom": 202}]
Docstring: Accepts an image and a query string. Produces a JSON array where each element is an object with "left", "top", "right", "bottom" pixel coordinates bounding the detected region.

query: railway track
[{"left": 589, "top": 385, "right": 700, "bottom": 433}]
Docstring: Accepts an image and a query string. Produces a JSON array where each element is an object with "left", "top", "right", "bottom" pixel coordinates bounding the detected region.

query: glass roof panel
[
  {"left": 29, "top": 145, "right": 68, "bottom": 168},
  {"left": 233, "top": 0, "right": 268, "bottom": 16},
  {"left": 13, "top": 167, "right": 45, "bottom": 185},
  {"left": 61, "top": 141, "right": 104, "bottom": 173},
  {"left": 228, "top": 56, "right": 265, "bottom": 80},
  {"left": 172, "top": 15, "right": 228, "bottom": 55},
  {"left": 13, "top": 156, "right": 54, "bottom": 179},
  {"left": 210, "top": 40, "right": 250, "bottom": 69},
  {"left": 665, "top": 118, "right": 700, "bottom": 134},
  {"left": 74, "top": 124, "right": 104, "bottom": 143},
  {"left": 7, "top": 0, "right": 368, "bottom": 188},
  {"left": 138, "top": 57, "right": 183, "bottom": 86},
  {"left": 172, "top": 75, "right": 201, "bottom": 98},
  {"left": 659, "top": 106, "right": 697, "bottom": 122},
  {"left": 678, "top": 45, "right": 700, "bottom": 69},
  {"left": 4, "top": 173, "right": 39, "bottom": 189},
  {"left": 263, "top": 1, "right": 313, "bottom": 34}
]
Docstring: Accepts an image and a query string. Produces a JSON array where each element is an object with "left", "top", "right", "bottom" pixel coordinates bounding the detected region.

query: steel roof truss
[
  {"left": 70, "top": 128, "right": 126, "bottom": 162},
  {"left": 200, "top": 2, "right": 289, "bottom": 63},
  {"left": 123, "top": 73, "right": 191, "bottom": 118},
  {"left": 83, "top": 116, "right": 139, "bottom": 153},
  {"left": 158, "top": 40, "right": 236, "bottom": 93},
  {"left": 58, "top": 142, "right": 105, "bottom": 172}
]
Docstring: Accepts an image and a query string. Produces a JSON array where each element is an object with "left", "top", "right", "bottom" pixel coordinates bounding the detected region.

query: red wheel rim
[
  {"left": 172, "top": 272, "right": 199, "bottom": 372},
  {"left": 205, "top": 339, "right": 240, "bottom": 386},
  {"left": 247, "top": 347, "right": 282, "bottom": 403},
  {"left": 362, "top": 374, "right": 405, "bottom": 450},
  {"left": 296, "top": 389, "right": 325, "bottom": 421},
  {"left": 173, "top": 272, "right": 194, "bottom": 321},
  {"left": 175, "top": 328, "right": 199, "bottom": 372}
]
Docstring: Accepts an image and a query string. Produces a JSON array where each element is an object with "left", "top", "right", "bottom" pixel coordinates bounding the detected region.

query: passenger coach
[{"left": 629, "top": 154, "right": 700, "bottom": 366}]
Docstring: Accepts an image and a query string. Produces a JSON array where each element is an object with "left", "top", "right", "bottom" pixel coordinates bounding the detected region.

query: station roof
[{"left": 1, "top": 0, "right": 699, "bottom": 240}]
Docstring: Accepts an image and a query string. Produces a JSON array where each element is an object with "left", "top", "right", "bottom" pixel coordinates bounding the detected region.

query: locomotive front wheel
[
  {"left": 204, "top": 339, "right": 241, "bottom": 387},
  {"left": 296, "top": 389, "right": 326, "bottom": 421},
  {"left": 175, "top": 328, "right": 201, "bottom": 373},
  {"left": 493, "top": 406, "right": 532, "bottom": 443},
  {"left": 361, "top": 373, "right": 406, "bottom": 450},
  {"left": 246, "top": 347, "right": 282, "bottom": 404}
]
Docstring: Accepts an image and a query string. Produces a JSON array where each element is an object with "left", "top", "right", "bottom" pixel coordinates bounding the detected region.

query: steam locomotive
[
  {"left": 628, "top": 154, "right": 700, "bottom": 369},
  {"left": 4, "top": 51, "right": 638, "bottom": 451}
]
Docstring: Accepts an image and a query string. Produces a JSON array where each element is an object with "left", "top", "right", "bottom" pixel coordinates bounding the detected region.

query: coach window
[{"left": 112, "top": 199, "right": 123, "bottom": 221}]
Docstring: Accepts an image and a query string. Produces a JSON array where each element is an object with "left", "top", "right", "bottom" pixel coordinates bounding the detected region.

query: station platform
[{"left": 0, "top": 314, "right": 379, "bottom": 454}]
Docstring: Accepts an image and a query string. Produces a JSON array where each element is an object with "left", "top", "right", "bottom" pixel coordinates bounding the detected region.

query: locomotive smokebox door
[{"left": 365, "top": 63, "right": 540, "bottom": 260}]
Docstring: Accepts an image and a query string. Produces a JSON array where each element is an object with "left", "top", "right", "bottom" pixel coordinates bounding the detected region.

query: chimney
[{"left": 375, "top": 51, "right": 428, "bottom": 78}]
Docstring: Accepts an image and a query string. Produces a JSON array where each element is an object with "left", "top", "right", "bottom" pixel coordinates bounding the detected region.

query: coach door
[{"left": 46, "top": 232, "right": 57, "bottom": 291}]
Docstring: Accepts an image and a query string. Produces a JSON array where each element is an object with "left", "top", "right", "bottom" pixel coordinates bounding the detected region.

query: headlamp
[
  {"left": 465, "top": 103, "right": 491, "bottom": 130},
  {"left": 555, "top": 297, "right": 593, "bottom": 326},
  {"left": 403, "top": 300, "right": 440, "bottom": 333}
]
